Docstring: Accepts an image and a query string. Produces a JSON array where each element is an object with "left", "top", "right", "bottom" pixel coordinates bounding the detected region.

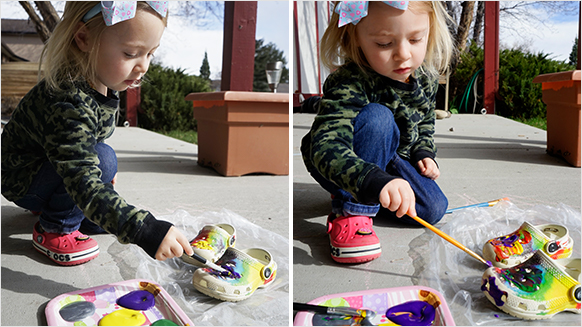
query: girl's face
[
  {"left": 94, "top": 9, "right": 165, "bottom": 95},
  {"left": 355, "top": 2, "right": 429, "bottom": 82}
]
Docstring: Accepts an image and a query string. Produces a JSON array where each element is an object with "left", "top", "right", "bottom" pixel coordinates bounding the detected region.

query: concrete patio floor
[
  {"left": 293, "top": 113, "right": 581, "bottom": 325},
  {"left": 1, "top": 127, "right": 289, "bottom": 326}
]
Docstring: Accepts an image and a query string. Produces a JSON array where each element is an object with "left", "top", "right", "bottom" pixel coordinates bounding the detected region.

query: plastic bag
[
  {"left": 109, "top": 209, "right": 289, "bottom": 326},
  {"left": 411, "top": 202, "right": 581, "bottom": 326}
]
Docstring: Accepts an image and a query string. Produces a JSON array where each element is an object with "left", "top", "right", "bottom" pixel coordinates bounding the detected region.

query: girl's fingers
[{"left": 387, "top": 188, "right": 401, "bottom": 213}]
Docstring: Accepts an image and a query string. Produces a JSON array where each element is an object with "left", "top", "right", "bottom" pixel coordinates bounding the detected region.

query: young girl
[
  {"left": 301, "top": 1, "right": 454, "bottom": 264},
  {"left": 1, "top": 1, "right": 194, "bottom": 265}
]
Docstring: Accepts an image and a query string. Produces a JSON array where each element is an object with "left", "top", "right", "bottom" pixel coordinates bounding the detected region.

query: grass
[
  {"left": 512, "top": 117, "right": 547, "bottom": 131},
  {"left": 156, "top": 130, "right": 198, "bottom": 144}
]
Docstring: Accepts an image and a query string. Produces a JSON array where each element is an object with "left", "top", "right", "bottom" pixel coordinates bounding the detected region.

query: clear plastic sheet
[
  {"left": 109, "top": 209, "right": 289, "bottom": 326},
  {"left": 410, "top": 202, "right": 581, "bottom": 326}
]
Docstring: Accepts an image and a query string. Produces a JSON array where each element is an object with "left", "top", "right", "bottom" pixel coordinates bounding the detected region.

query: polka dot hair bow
[
  {"left": 83, "top": 1, "right": 168, "bottom": 26},
  {"left": 335, "top": 1, "right": 408, "bottom": 27}
]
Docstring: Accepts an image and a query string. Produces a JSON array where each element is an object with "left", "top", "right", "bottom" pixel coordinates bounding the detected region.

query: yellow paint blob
[{"left": 98, "top": 309, "right": 146, "bottom": 326}]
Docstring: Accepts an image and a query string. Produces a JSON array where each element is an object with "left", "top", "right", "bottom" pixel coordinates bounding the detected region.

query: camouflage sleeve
[
  {"left": 41, "top": 101, "right": 167, "bottom": 255},
  {"left": 410, "top": 76, "right": 438, "bottom": 161},
  {"left": 308, "top": 76, "right": 381, "bottom": 201}
]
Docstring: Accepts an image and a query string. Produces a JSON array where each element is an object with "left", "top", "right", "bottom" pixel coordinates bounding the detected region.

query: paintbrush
[
  {"left": 445, "top": 197, "right": 509, "bottom": 214},
  {"left": 294, "top": 302, "right": 361, "bottom": 316},
  {"left": 293, "top": 303, "right": 375, "bottom": 325},
  {"left": 189, "top": 252, "right": 229, "bottom": 273},
  {"left": 410, "top": 215, "right": 491, "bottom": 267}
]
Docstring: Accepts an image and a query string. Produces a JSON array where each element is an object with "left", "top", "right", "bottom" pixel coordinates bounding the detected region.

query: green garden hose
[{"left": 458, "top": 68, "right": 484, "bottom": 113}]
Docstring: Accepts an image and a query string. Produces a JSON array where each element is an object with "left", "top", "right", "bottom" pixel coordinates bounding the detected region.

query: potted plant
[{"left": 185, "top": 91, "right": 289, "bottom": 176}]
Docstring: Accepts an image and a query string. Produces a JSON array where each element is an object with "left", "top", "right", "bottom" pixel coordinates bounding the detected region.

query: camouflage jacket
[
  {"left": 301, "top": 61, "right": 438, "bottom": 204},
  {"left": 1, "top": 79, "right": 171, "bottom": 258}
]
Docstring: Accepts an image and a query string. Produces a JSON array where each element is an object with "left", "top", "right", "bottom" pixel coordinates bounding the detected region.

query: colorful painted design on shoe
[
  {"left": 481, "top": 250, "right": 581, "bottom": 320},
  {"left": 181, "top": 224, "right": 235, "bottom": 266},
  {"left": 192, "top": 248, "right": 277, "bottom": 302},
  {"left": 190, "top": 225, "right": 232, "bottom": 252},
  {"left": 483, "top": 222, "right": 573, "bottom": 268}
]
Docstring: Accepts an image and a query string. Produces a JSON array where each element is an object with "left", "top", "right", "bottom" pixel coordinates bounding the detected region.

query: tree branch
[
  {"left": 34, "top": 1, "right": 60, "bottom": 32},
  {"left": 18, "top": 1, "right": 51, "bottom": 43}
]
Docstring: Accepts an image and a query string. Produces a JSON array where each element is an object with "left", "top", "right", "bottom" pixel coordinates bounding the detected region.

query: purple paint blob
[
  {"left": 500, "top": 234, "right": 519, "bottom": 247},
  {"left": 208, "top": 263, "right": 241, "bottom": 279},
  {"left": 481, "top": 276, "right": 507, "bottom": 307},
  {"left": 385, "top": 301, "right": 435, "bottom": 326},
  {"left": 117, "top": 290, "right": 155, "bottom": 311},
  {"left": 220, "top": 264, "right": 241, "bottom": 278},
  {"left": 486, "top": 260, "right": 493, "bottom": 267},
  {"left": 494, "top": 314, "right": 499, "bottom": 318}
]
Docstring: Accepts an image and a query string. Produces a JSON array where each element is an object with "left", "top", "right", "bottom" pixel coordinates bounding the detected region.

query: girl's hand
[
  {"left": 379, "top": 179, "right": 416, "bottom": 218},
  {"left": 155, "top": 226, "right": 194, "bottom": 261},
  {"left": 417, "top": 158, "right": 440, "bottom": 180}
]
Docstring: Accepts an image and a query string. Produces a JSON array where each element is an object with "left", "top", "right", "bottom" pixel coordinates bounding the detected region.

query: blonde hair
[
  {"left": 41, "top": 1, "right": 168, "bottom": 92},
  {"left": 321, "top": 1, "right": 454, "bottom": 78}
]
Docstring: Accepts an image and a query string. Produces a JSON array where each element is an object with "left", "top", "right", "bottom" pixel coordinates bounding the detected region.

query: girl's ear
[{"left": 74, "top": 22, "right": 91, "bottom": 52}]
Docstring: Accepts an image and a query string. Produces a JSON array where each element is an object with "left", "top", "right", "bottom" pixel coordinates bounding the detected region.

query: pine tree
[
  {"left": 253, "top": 39, "right": 289, "bottom": 92},
  {"left": 569, "top": 36, "right": 578, "bottom": 67},
  {"left": 200, "top": 51, "right": 211, "bottom": 81}
]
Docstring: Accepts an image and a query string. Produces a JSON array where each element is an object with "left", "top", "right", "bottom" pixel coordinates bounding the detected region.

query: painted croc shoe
[
  {"left": 481, "top": 250, "right": 580, "bottom": 320},
  {"left": 327, "top": 214, "right": 381, "bottom": 263},
  {"left": 483, "top": 222, "right": 573, "bottom": 268},
  {"left": 181, "top": 224, "right": 236, "bottom": 266},
  {"left": 192, "top": 247, "right": 277, "bottom": 302}
]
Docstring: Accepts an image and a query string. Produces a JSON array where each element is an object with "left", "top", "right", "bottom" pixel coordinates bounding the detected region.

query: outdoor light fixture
[{"left": 265, "top": 61, "right": 283, "bottom": 93}]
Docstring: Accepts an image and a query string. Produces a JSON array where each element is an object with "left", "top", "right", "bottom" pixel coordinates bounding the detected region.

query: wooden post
[
  {"left": 483, "top": 1, "right": 499, "bottom": 115},
  {"left": 221, "top": 1, "right": 257, "bottom": 91},
  {"left": 578, "top": 1, "right": 580, "bottom": 70},
  {"left": 126, "top": 86, "right": 140, "bottom": 127}
]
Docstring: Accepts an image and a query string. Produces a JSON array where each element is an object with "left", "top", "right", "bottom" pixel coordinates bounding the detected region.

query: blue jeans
[
  {"left": 308, "top": 103, "right": 448, "bottom": 225},
  {"left": 14, "top": 142, "right": 117, "bottom": 233}
]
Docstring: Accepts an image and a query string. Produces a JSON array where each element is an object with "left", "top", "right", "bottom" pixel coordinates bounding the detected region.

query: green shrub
[
  {"left": 452, "top": 42, "right": 574, "bottom": 120},
  {"left": 139, "top": 63, "right": 211, "bottom": 132},
  {"left": 497, "top": 49, "right": 573, "bottom": 119}
]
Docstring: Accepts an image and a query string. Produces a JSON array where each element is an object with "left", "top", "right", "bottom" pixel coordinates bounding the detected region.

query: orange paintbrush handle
[{"left": 410, "top": 215, "right": 490, "bottom": 266}]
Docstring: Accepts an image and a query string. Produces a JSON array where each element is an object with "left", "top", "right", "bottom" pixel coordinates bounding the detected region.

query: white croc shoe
[
  {"left": 481, "top": 250, "right": 581, "bottom": 320},
  {"left": 483, "top": 222, "right": 573, "bottom": 268}
]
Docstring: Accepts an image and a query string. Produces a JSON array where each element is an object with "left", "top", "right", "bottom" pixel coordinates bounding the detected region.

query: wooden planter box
[
  {"left": 185, "top": 91, "right": 289, "bottom": 176},
  {"left": 533, "top": 70, "right": 581, "bottom": 167}
]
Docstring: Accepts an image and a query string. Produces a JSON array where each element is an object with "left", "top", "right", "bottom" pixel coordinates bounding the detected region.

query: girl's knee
[
  {"left": 418, "top": 194, "right": 448, "bottom": 225},
  {"left": 354, "top": 103, "right": 398, "bottom": 139},
  {"left": 95, "top": 142, "right": 117, "bottom": 182}
]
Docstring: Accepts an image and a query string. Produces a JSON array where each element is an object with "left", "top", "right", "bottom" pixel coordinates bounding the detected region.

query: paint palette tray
[
  {"left": 45, "top": 279, "right": 193, "bottom": 326},
  {"left": 294, "top": 285, "right": 455, "bottom": 326}
]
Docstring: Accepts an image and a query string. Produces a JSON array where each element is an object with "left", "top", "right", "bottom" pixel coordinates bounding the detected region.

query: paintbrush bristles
[
  {"left": 206, "top": 261, "right": 228, "bottom": 273},
  {"left": 411, "top": 215, "right": 489, "bottom": 266}
]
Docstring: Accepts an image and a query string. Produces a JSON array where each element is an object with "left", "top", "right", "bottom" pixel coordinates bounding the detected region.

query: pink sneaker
[
  {"left": 327, "top": 214, "right": 381, "bottom": 263},
  {"left": 32, "top": 222, "right": 99, "bottom": 266}
]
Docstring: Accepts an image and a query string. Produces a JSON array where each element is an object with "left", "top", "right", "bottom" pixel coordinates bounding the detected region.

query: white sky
[
  {"left": 0, "top": 1, "right": 577, "bottom": 78},
  {"left": 0, "top": 1, "right": 290, "bottom": 79},
  {"left": 497, "top": 3, "right": 578, "bottom": 62}
]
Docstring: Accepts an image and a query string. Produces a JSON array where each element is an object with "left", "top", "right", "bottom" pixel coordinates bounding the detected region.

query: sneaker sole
[
  {"left": 482, "top": 291, "right": 580, "bottom": 320},
  {"left": 192, "top": 273, "right": 276, "bottom": 302},
  {"left": 330, "top": 243, "right": 381, "bottom": 263},
  {"left": 33, "top": 241, "right": 99, "bottom": 266}
]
